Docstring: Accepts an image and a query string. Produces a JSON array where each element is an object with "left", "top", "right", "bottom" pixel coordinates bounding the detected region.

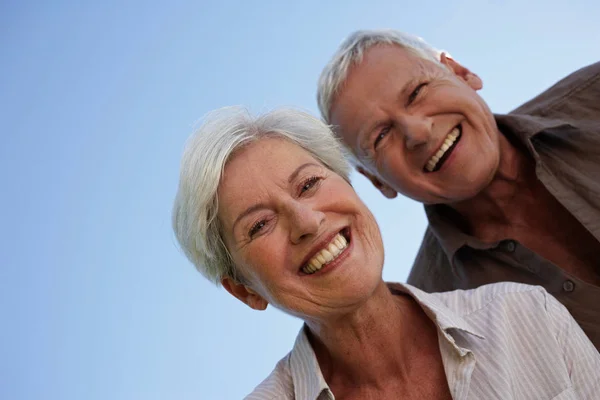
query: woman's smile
[{"left": 300, "top": 227, "right": 352, "bottom": 275}]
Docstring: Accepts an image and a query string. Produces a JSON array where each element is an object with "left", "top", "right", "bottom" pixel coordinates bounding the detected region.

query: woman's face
[{"left": 217, "top": 137, "right": 384, "bottom": 321}]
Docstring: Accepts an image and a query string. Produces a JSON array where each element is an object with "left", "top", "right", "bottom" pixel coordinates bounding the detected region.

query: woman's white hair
[
  {"left": 172, "top": 107, "right": 351, "bottom": 285},
  {"left": 317, "top": 29, "right": 443, "bottom": 124}
]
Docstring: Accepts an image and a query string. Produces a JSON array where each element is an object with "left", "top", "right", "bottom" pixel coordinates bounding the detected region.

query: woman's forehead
[
  {"left": 224, "top": 137, "right": 318, "bottom": 178},
  {"left": 216, "top": 138, "right": 322, "bottom": 220}
]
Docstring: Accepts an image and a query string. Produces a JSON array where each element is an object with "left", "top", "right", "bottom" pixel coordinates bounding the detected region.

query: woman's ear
[
  {"left": 221, "top": 277, "right": 268, "bottom": 310},
  {"left": 440, "top": 52, "right": 483, "bottom": 90}
]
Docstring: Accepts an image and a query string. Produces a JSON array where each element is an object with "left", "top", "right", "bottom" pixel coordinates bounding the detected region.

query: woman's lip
[
  {"left": 300, "top": 235, "right": 353, "bottom": 277},
  {"left": 298, "top": 228, "right": 346, "bottom": 270}
]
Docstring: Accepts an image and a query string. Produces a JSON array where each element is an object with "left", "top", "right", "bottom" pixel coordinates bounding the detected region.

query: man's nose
[
  {"left": 398, "top": 114, "right": 433, "bottom": 151},
  {"left": 288, "top": 201, "right": 325, "bottom": 244}
]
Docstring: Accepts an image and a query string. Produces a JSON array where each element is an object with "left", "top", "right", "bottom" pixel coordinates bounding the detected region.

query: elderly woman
[{"left": 172, "top": 107, "right": 600, "bottom": 399}]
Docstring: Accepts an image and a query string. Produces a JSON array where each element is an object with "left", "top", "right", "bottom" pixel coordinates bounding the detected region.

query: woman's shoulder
[
  {"left": 435, "top": 281, "right": 547, "bottom": 302},
  {"left": 431, "top": 282, "right": 551, "bottom": 314},
  {"left": 396, "top": 281, "right": 552, "bottom": 318},
  {"left": 244, "top": 353, "right": 294, "bottom": 400}
]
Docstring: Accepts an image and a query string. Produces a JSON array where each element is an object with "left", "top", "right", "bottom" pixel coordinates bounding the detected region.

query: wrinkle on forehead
[
  {"left": 330, "top": 47, "right": 451, "bottom": 154},
  {"left": 217, "top": 137, "right": 323, "bottom": 236}
]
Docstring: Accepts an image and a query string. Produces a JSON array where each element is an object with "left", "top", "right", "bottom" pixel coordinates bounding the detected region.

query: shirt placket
[{"left": 438, "top": 330, "right": 477, "bottom": 400}]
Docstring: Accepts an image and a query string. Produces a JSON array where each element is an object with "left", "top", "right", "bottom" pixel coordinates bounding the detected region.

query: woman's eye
[
  {"left": 249, "top": 220, "right": 267, "bottom": 238},
  {"left": 408, "top": 83, "right": 427, "bottom": 104},
  {"left": 374, "top": 126, "right": 391, "bottom": 149},
  {"left": 300, "top": 176, "right": 322, "bottom": 195}
]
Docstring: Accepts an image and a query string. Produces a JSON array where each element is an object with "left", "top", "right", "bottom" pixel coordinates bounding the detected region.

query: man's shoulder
[
  {"left": 244, "top": 353, "right": 294, "bottom": 400},
  {"left": 406, "top": 227, "right": 454, "bottom": 292},
  {"left": 512, "top": 61, "right": 600, "bottom": 117}
]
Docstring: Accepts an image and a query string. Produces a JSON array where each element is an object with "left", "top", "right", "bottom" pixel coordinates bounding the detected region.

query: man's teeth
[
  {"left": 302, "top": 233, "right": 348, "bottom": 275},
  {"left": 425, "top": 127, "right": 460, "bottom": 172}
]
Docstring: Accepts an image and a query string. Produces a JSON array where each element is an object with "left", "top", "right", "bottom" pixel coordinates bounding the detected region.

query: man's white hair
[
  {"left": 317, "top": 29, "right": 443, "bottom": 124},
  {"left": 172, "top": 107, "right": 351, "bottom": 285}
]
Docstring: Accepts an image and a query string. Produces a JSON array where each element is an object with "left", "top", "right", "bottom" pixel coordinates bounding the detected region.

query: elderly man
[{"left": 317, "top": 30, "right": 600, "bottom": 349}]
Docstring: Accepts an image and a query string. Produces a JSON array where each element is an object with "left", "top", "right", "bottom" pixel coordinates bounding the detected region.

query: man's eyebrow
[
  {"left": 231, "top": 162, "right": 320, "bottom": 232},
  {"left": 359, "top": 119, "right": 388, "bottom": 150},
  {"left": 401, "top": 76, "right": 420, "bottom": 95},
  {"left": 358, "top": 76, "right": 421, "bottom": 151}
]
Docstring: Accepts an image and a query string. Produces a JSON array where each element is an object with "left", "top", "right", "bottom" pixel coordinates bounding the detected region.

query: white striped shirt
[{"left": 245, "top": 282, "right": 600, "bottom": 399}]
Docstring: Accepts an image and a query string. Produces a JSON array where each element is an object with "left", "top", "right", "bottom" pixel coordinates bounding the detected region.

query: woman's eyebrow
[
  {"left": 287, "top": 162, "right": 320, "bottom": 183},
  {"left": 232, "top": 203, "right": 267, "bottom": 233},
  {"left": 232, "top": 163, "right": 320, "bottom": 232}
]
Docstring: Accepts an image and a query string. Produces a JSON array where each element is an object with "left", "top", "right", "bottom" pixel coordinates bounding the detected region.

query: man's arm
[
  {"left": 511, "top": 61, "right": 600, "bottom": 119},
  {"left": 543, "top": 289, "right": 600, "bottom": 397}
]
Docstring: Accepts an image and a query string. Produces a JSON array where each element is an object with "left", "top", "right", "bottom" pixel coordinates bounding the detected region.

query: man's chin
[{"left": 416, "top": 185, "right": 490, "bottom": 206}]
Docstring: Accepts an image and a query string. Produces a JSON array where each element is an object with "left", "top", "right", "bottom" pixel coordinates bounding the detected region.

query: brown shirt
[{"left": 407, "top": 61, "right": 600, "bottom": 350}]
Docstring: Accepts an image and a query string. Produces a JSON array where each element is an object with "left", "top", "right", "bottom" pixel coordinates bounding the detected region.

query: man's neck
[{"left": 451, "top": 132, "right": 541, "bottom": 242}]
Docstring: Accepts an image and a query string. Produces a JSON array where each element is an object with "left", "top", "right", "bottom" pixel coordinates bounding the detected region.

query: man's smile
[{"left": 424, "top": 125, "right": 462, "bottom": 172}]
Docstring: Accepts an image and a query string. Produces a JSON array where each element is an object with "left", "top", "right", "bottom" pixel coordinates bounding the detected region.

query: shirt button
[
  {"left": 502, "top": 240, "right": 516, "bottom": 252},
  {"left": 563, "top": 280, "right": 575, "bottom": 292}
]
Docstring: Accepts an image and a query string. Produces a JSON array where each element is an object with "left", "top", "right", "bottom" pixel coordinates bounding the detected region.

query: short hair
[
  {"left": 317, "top": 29, "right": 443, "bottom": 124},
  {"left": 172, "top": 107, "right": 352, "bottom": 285}
]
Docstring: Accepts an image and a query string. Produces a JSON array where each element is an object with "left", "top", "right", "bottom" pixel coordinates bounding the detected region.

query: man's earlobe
[
  {"left": 221, "top": 277, "right": 268, "bottom": 311},
  {"left": 357, "top": 166, "right": 397, "bottom": 199},
  {"left": 440, "top": 52, "right": 483, "bottom": 91}
]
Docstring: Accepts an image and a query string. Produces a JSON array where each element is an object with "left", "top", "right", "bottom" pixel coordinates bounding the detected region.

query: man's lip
[
  {"left": 422, "top": 124, "right": 462, "bottom": 172},
  {"left": 298, "top": 227, "right": 351, "bottom": 272}
]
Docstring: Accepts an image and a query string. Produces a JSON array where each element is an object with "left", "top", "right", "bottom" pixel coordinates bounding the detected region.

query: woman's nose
[{"left": 288, "top": 202, "right": 325, "bottom": 244}]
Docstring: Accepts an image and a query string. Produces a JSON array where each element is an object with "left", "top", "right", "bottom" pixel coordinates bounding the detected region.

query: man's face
[{"left": 329, "top": 45, "right": 501, "bottom": 204}]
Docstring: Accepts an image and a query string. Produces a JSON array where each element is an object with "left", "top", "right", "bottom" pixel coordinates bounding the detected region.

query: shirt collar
[
  {"left": 387, "top": 283, "right": 486, "bottom": 345},
  {"left": 424, "top": 204, "right": 473, "bottom": 259},
  {"left": 289, "top": 326, "right": 333, "bottom": 400},
  {"left": 425, "top": 112, "right": 570, "bottom": 259},
  {"left": 287, "top": 283, "right": 485, "bottom": 399}
]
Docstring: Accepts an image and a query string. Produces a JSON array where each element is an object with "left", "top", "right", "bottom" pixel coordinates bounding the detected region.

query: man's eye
[
  {"left": 299, "top": 176, "right": 322, "bottom": 195},
  {"left": 408, "top": 83, "right": 427, "bottom": 104},
  {"left": 249, "top": 220, "right": 267, "bottom": 238},
  {"left": 374, "top": 126, "right": 391, "bottom": 149}
]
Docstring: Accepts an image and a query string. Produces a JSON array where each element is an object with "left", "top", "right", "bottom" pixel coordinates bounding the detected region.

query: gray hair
[
  {"left": 317, "top": 29, "right": 443, "bottom": 124},
  {"left": 172, "top": 107, "right": 352, "bottom": 285}
]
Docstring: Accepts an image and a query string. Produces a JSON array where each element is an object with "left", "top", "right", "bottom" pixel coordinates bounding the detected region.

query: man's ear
[
  {"left": 221, "top": 277, "right": 268, "bottom": 311},
  {"left": 440, "top": 52, "right": 482, "bottom": 91},
  {"left": 357, "top": 166, "right": 397, "bottom": 199}
]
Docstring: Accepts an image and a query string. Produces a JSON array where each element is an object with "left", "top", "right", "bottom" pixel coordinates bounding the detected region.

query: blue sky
[{"left": 2, "top": 1, "right": 599, "bottom": 399}]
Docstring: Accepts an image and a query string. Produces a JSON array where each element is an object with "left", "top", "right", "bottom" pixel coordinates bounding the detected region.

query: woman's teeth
[
  {"left": 425, "top": 127, "right": 460, "bottom": 172},
  {"left": 302, "top": 233, "right": 348, "bottom": 275}
]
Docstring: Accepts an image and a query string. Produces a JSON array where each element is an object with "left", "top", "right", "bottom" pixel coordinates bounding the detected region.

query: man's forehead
[
  {"left": 360, "top": 44, "right": 430, "bottom": 74},
  {"left": 330, "top": 46, "right": 438, "bottom": 124}
]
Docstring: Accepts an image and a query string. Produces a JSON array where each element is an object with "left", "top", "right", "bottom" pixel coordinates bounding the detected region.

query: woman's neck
[{"left": 305, "top": 281, "right": 440, "bottom": 389}]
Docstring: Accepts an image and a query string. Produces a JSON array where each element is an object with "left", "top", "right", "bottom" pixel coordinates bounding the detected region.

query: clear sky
[{"left": 2, "top": 1, "right": 599, "bottom": 399}]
